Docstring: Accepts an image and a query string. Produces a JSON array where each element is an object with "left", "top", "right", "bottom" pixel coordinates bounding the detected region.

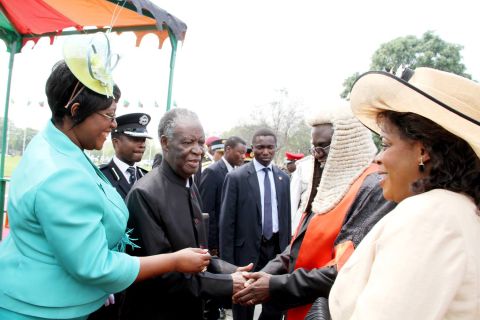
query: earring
[{"left": 418, "top": 156, "right": 425, "bottom": 172}]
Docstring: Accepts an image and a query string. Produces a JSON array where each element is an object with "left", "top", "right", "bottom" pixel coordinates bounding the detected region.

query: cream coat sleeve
[{"left": 329, "top": 190, "right": 480, "bottom": 320}]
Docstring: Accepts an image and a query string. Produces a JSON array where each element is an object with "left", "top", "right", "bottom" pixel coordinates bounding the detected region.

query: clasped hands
[{"left": 231, "top": 266, "right": 271, "bottom": 306}]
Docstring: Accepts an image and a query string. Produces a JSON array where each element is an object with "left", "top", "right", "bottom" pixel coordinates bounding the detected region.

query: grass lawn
[{"left": 4, "top": 155, "right": 21, "bottom": 177}]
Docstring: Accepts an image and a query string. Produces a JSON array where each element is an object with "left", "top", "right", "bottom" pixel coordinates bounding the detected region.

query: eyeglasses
[
  {"left": 96, "top": 112, "right": 117, "bottom": 123},
  {"left": 310, "top": 145, "right": 330, "bottom": 155}
]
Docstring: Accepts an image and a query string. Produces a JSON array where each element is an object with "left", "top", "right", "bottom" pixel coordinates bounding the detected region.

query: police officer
[
  {"left": 100, "top": 113, "right": 151, "bottom": 199},
  {"left": 282, "top": 152, "right": 304, "bottom": 177},
  {"left": 209, "top": 138, "right": 225, "bottom": 162}
]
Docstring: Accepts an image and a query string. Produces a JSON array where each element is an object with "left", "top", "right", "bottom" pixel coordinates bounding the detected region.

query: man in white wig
[{"left": 232, "top": 105, "right": 396, "bottom": 320}]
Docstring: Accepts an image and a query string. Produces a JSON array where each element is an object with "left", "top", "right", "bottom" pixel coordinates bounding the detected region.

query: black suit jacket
[
  {"left": 199, "top": 159, "right": 229, "bottom": 251},
  {"left": 99, "top": 160, "right": 148, "bottom": 199},
  {"left": 219, "top": 161, "right": 291, "bottom": 268},
  {"left": 121, "top": 161, "right": 236, "bottom": 320}
]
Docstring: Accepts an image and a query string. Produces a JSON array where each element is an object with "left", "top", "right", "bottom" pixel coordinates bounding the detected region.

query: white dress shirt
[
  {"left": 113, "top": 155, "right": 137, "bottom": 182},
  {"left": 221, "top": 156, "right": 234, "bottom": 173}
]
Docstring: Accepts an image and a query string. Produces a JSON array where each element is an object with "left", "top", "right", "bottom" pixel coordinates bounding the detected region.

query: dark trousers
[
  {"left": 88, "top": 291, "right": 125, "bottom": 320},
  {"left": 233, "top": 233, "right": 283, "bottom": 320}
]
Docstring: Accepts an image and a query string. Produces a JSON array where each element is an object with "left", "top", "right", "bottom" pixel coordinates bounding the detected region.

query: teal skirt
[{"left": 0, "top": 307, "right": 87, "bottom": 320}]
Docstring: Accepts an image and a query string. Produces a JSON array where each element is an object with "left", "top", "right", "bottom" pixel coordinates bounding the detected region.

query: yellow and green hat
[{"left": 63, "top": 33, "right": 119, "bottom": 98}]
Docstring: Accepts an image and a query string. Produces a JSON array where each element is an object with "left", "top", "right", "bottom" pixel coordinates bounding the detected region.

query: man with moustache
[
  {"left": 121, "top": 108, "right": 252, "bottom": 320},
  {"left": 232, "top": 107, "right": 396, "bottom": 320},
  {"left": 288, "top": 117, "right": 334, "bottom": 234},
  {"left": 219, "top": 128, "right": 291, "bottom": 320},
  {"left": 100, "top": 113, "right": 151, "bottom": 199}
]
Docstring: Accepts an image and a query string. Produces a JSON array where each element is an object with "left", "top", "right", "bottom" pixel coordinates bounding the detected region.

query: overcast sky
[{"left": 0, "top": 0, "right": 479, "bottom": 143}]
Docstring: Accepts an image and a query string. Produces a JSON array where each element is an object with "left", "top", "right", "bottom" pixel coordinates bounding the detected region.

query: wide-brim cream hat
[{"left": 350, "top": 67, "right": 480, "bottom": 157}]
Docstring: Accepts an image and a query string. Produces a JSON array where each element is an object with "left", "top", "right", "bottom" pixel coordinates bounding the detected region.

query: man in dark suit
[
  {"left": 220, "top": 128, "right": 291, "bottom": 320},
  {"left": 121, "top": 108, "right": 252, "bottom": 320},
  {"left": 200, "top": 136, "right": 247, "bottom": 257},
  {"left": 100, "top": 113, "right": 150, "bottom": 199},
  {"left": 231, "top": 108, "right": 396, "bottom": 320}
]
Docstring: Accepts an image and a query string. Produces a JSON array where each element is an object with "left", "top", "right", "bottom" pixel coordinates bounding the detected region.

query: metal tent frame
[{"left": 0, "top": 0, "right": 186, "bottom": 239}]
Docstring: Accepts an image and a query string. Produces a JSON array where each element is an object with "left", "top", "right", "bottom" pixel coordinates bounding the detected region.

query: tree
[
  {"left": 222, "top": 88, "right": 311, "bottom": 164},
  {"left": 0, "top": 118, "right": 38, "bottom": 156},
  {"left": 340, "top": 31, "right": 471, "bottom": 99},
  {"left": 340, "top": 72, "right": 360, "bottom": 101}
]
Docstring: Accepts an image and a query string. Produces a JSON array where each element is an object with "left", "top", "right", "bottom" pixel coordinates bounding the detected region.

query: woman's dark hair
[
  {"left": 378, "top": 111, "right": 480, "bottom": 209},
  {"left": 45, "top": 60, "right": 121, "bottom": 126}
]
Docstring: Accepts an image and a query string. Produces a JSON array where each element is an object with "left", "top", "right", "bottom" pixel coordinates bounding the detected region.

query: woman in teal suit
[{"left": 0, "top": 38, "right": 210, "bottom": 320}]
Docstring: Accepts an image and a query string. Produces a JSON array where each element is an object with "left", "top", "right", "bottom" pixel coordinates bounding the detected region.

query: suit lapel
[
  {"left": 293, "top": 212, "right": 312, "bottom": 242},
  {"left": 272, "top": 165, "right": 287, "bottom": 234},
  {"left": 218, "top": 159, "right": 228, "bottom": 177},
  {"left": 189, "top": 182, "right": 206, "bottom": 247},
  {"left": 272, "top": 166, "right": 283, "bottom": 207},
  {"left": 110, "top": 162, "right": 131, "bottom": 197},
  {"left": 247, "top": 162, "right": 262, "bottom": 219}
]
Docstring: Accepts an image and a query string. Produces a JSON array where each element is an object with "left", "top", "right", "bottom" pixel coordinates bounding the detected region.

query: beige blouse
[{"left": 329, "top": 189, "right": 480, "bottom": 320}]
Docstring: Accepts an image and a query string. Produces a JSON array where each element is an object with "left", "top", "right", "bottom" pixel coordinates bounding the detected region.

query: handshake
[{"left": 231, "top": 263, "right": 272, "bottom": 306}]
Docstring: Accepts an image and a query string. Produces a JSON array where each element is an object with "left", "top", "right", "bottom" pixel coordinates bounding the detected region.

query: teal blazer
[{"left": 0, "top": 121, "right": 139, "bottom": 319}]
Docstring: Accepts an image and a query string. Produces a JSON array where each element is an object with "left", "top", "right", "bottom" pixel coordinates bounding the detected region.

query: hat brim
[
  {"left": 350, "top": 71, "right": 480, "bottom": 158},
  {"left": 123, "top": 131, "right": 152, "bottom": 139}
]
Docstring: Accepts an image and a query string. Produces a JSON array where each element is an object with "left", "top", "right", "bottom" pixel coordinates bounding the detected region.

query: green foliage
[
  {"left": 0, "top": 118, "right": 39, "bottom": 156},
  {"left": 340, "top": 72, "right": 360, "bottom": 99},
  {"left": 371, "top": 31, "right": 470, "bottom": 77},
  {"left": 372, "top": 132, "right": 382, "bottom": 152},
  {"left": 341, "top": 31, "right": 471, "bottom": 98}
]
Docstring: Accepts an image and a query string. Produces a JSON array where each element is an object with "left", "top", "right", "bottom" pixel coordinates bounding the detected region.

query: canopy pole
[
  {"left": 0, "top": 41, "right": 16, "bottom": 240},
  {"left": 166, "top": 28, "right": 178, "bottom": 111}
]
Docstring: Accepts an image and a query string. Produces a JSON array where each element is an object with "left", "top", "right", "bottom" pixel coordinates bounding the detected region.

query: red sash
[{"left": 287, "top": 164, "right": 378, "bottom": 320}]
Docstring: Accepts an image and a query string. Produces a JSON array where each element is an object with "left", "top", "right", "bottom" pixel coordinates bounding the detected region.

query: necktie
[
  {"left": 126, "top": 166, "right": 136, "bottom": 185},
  {"left": 262, "top": 167, "right": 273, "bottom": 240}
]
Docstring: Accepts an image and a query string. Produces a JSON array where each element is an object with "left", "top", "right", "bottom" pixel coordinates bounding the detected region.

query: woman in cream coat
[
  {"left": 0, "top": 46, "right": 209, "bottom": 319},
  {"left": 329, "top": 67, "right": 480, "bottom": 319}
]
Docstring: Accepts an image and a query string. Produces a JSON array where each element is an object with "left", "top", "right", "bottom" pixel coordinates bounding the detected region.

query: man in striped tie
[
  {"left": 219, "top": 128, "right": 291, "bottom": 320},
  {"left": 99, "top": 113, "right": 151, "bottom": 200}
]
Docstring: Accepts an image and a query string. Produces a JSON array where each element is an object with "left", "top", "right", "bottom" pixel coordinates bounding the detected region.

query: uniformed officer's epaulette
[
  {"left": 137, "top": 166, "right": 149, "bottom": 177},
  {"left": 99, "top": 164, "right": 121, "bottom": 181}
]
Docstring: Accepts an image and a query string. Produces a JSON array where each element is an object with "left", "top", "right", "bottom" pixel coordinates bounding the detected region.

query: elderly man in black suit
[
  {"left": 220, "top": 128, "right": 291, "bottom": 320},
  {"left": 100, "top": 113, "right": 151, "bottom": 199},
  {"left": 120, "top": 108, "right": 252, "bottom": 320}
]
